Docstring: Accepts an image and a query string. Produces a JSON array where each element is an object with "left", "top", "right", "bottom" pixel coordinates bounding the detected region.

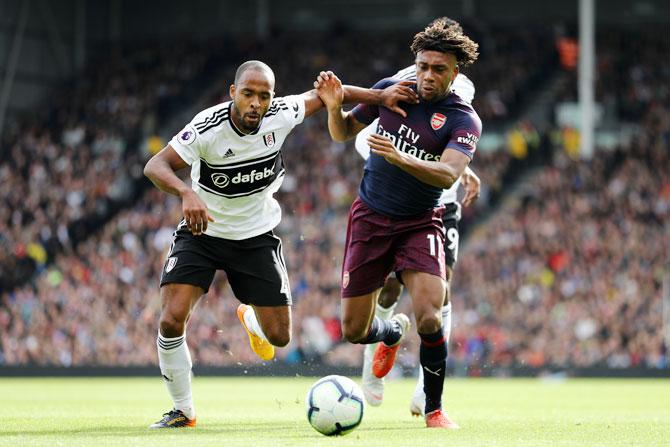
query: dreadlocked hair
[
  {"left": 427, "top": 16, "right": 463, "bottom": 34},
  {"left": 411, "top": 18, "right": 479, "bottom": 68}
]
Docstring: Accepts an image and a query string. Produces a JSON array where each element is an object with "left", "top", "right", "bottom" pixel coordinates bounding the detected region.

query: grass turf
[{"left": 0, "top": 376, "right": 668, "bottom": 446}]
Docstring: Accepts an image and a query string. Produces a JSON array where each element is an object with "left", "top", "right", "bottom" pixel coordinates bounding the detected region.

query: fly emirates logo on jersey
[{"left": 376, "top": 123, "right": 441, "bottom": 162}]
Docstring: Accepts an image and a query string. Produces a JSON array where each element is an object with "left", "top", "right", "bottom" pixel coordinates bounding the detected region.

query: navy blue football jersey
[{"left": 352, "top": 78, "right": 482, "bottom": 218}]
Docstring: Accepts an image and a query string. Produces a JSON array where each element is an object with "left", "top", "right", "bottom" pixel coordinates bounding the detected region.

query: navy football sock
[
  {"left": 358, "top": 316, "right": 402, "bottom": 346},
  {"left": 420, "top": 329, "right": 447, "bottom": 414}
]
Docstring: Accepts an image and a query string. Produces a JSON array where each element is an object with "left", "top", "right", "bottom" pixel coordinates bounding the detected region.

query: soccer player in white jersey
[
  {"left": 143, "top": 60, "right": 417, "bottom": 428},
  {"left": 355, "top": 18, "right": 481, "bottom": 421}
]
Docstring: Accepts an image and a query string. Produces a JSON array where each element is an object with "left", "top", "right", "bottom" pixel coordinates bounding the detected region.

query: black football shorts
[
  {"left": 442, "top": 202, "right": 461, "bottom": 269},
  {"left": 160, "top": 228, "right": 291, "bottom": 306}
]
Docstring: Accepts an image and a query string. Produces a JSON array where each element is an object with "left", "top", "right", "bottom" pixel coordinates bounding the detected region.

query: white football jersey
[
  {"left": 355, "top": 67, "right": 475, "bottom": 205},
  {"left": 169, "top": 96, "right": 305, "bottom": 240}
]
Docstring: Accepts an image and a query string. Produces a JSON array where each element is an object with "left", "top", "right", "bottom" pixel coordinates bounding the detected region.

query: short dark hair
[
  {"left": 234, "top": 60, "right": 275, "bottom": 85},
  {"left": 411, "top": 19, "right": 479, "bottom": 67}
]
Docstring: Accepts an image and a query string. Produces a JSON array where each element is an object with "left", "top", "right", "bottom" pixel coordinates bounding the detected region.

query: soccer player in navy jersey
[
  {"left": 316, "top": 20, "right": 481, "bottom": 428},
  {"left": 355, "top": 18, "right": 481, "bottom": 417}
]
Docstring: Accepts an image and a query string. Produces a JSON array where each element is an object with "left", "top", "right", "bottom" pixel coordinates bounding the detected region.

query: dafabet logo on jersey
[
  {"left": 211, "top": 173, "right": 230, "bottom": 188},
  {"left": 198, "top": 152, "right": 284, "bottom": 198}
]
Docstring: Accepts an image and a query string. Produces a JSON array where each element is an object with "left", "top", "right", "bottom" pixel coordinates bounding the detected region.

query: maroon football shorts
[{"left": 341, "top": 197, "right": 446, "bottom": 298}]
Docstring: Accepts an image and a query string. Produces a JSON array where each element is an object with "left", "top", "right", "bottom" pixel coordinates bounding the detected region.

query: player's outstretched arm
[
  {"left": 302, "top": 71, "right": 418, "bottom": 120},
  {"left": 342, "top": 81, "right": 418, "bottom": 117},
  {"left": 144, "top": 145, "right": 214, "bottom": 235},
  {"left": 314, "top": 71, "right": 366, "bottom": 142}
]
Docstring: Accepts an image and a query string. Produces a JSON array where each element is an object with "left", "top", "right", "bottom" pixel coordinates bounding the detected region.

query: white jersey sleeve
[
  {"left": 271, "top": 94, "right": 306, "bottom": 130},
  {"left": 354, "top": 119, "right": 377, "bottom": 160},
  {"left": 452, "top": 75, "right": 475, "bottom": 105},
  {"left": 169, "top": 118, "right": 206, "bottom": 165}
]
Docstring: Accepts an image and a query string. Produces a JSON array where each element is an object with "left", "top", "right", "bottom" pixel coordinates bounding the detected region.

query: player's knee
[
  {"left": 378, "top": 279, "right": 402, "bottom": 308},
  {"left": 415, "top": 313, "right": 441, "bottom": 334},
  {"left": 159, "top": 318, "right": 185, "bottom": 338},
  {"left": 159, "top": 311, "right": 187, "bottom": 337},
  {"left": 266, "top": 330, "right": 291, "bottom": 347}
]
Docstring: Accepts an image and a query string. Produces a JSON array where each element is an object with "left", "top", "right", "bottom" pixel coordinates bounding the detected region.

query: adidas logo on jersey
[{"left": 223, "top": 148, "right": 235, "bottom": 158}]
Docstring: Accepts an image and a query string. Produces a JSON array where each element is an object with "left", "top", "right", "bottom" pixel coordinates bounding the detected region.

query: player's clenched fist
[
  {"left": 314, "top": 70, "right": 344, "bottom": 111},
  {"left": 181, "top": 189, "right": 214, "bottom": 235}
]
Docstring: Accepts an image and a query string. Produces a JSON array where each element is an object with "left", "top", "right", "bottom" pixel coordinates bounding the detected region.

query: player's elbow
[
  {"left": 435, "top": 164, "right": 462, "bottom": 189},
  {"left": 143, "top": 160, "right": 152, "bottom": 179},
  {"left": 143, "top": 156, "right": 159, "bottom": 181},
  {"left": 435, "top": 172, "right": 457, "bottom": 189},
  {"left": 330, "top": 132, "right": 349, "bottom": 143}
]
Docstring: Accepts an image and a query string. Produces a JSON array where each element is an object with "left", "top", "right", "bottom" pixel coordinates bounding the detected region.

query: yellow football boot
[{"left": 236, "top": 304, "right": 274, "bottom": 361}]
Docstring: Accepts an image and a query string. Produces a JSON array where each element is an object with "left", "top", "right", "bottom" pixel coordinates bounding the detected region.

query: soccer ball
[{"left": 305, "top": 375, "right": 365, "bottom": 436}]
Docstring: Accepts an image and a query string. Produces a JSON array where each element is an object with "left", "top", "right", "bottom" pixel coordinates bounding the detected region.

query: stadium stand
[
  {"left": 0, "top": 41, "right": 227, "bottom": 294},
  {"left": 1, "top": 27, "right": 666, "bottom": 372}
]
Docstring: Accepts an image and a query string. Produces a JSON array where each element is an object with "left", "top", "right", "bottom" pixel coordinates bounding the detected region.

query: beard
[{"left": 233, "top": 108, "right": 262, "bottom": 133}]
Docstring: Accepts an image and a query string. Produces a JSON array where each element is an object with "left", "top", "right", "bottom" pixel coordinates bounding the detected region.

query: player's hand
[
  {"left": 368, "top": 133, "right": 406, "bottom": 166},
  {"left": 314, "top": 71, "right": 344, "bottom": 111},
  {"left": 460, "top": 168, "right": 481, "bottom": 207},
  {"left": 181, "top": 190, "right": 214, "bottom": 235},
  {"left": 380, "top": 81, "right": 419, "bottom": 118}
]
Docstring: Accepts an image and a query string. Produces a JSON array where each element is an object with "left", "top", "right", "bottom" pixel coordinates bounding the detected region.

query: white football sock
[
  {"left": 157, "top": 333, "right": 195, "bottom": 419},
  {"left": 375, "top": 302, "right": 396, "bottom": 321},
  {"left": 442, "top": 301, "right": 452, "bottom": 343},
  {"left": 363, "top": 303, "right": 396, "bottom": 384},
  {"left": 243, "top": 305, "right": 269, "bottom": 341},
  {"left": 412, "top": 368, "right": 425, "bottom": 410}
]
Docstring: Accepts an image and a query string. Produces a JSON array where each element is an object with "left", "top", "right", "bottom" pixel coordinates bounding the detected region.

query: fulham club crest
[
  {"left": 165, "top": 257, "right": 178, "bottom": 273},
  {"left": 263, "top": 132, "right": 276, "bottom": 148},
  {"left": 430, "top": 113, "right": 446, "bottom": 130}
]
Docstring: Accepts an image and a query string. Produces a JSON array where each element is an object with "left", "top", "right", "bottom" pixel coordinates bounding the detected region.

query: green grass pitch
[{"left": 1, "top": 376, "right": 669, "bottom": 446}]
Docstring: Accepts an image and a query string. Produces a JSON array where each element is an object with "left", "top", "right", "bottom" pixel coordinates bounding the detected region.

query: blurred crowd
[
  {"left": 0, "top": 25, "right": 549, "bottom": 295},
  {"left": 449, "top": 139, "right": 668, "bottom": 371},
  {"left": 1, "top": 26, "right": 667, "bottom": 372},
  {"left": 440, "top": 27, "right": 670, "bottom": 372},
  {"left": 0, "top": 115, "right": 507, "bottom": 366},
  {"left": 556, "top": 28, "right": 668, "bottom": 124},
  {"left": 205, "top": 25, "right": 554, "bottom": 125},
  {"left": 0, "top": 41, "right": 221, "bottom": 293}
]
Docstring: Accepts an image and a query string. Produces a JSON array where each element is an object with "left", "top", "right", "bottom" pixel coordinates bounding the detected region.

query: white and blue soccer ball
[{"left": 305, "top": 375, "right": 365, "bottom": 436}]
